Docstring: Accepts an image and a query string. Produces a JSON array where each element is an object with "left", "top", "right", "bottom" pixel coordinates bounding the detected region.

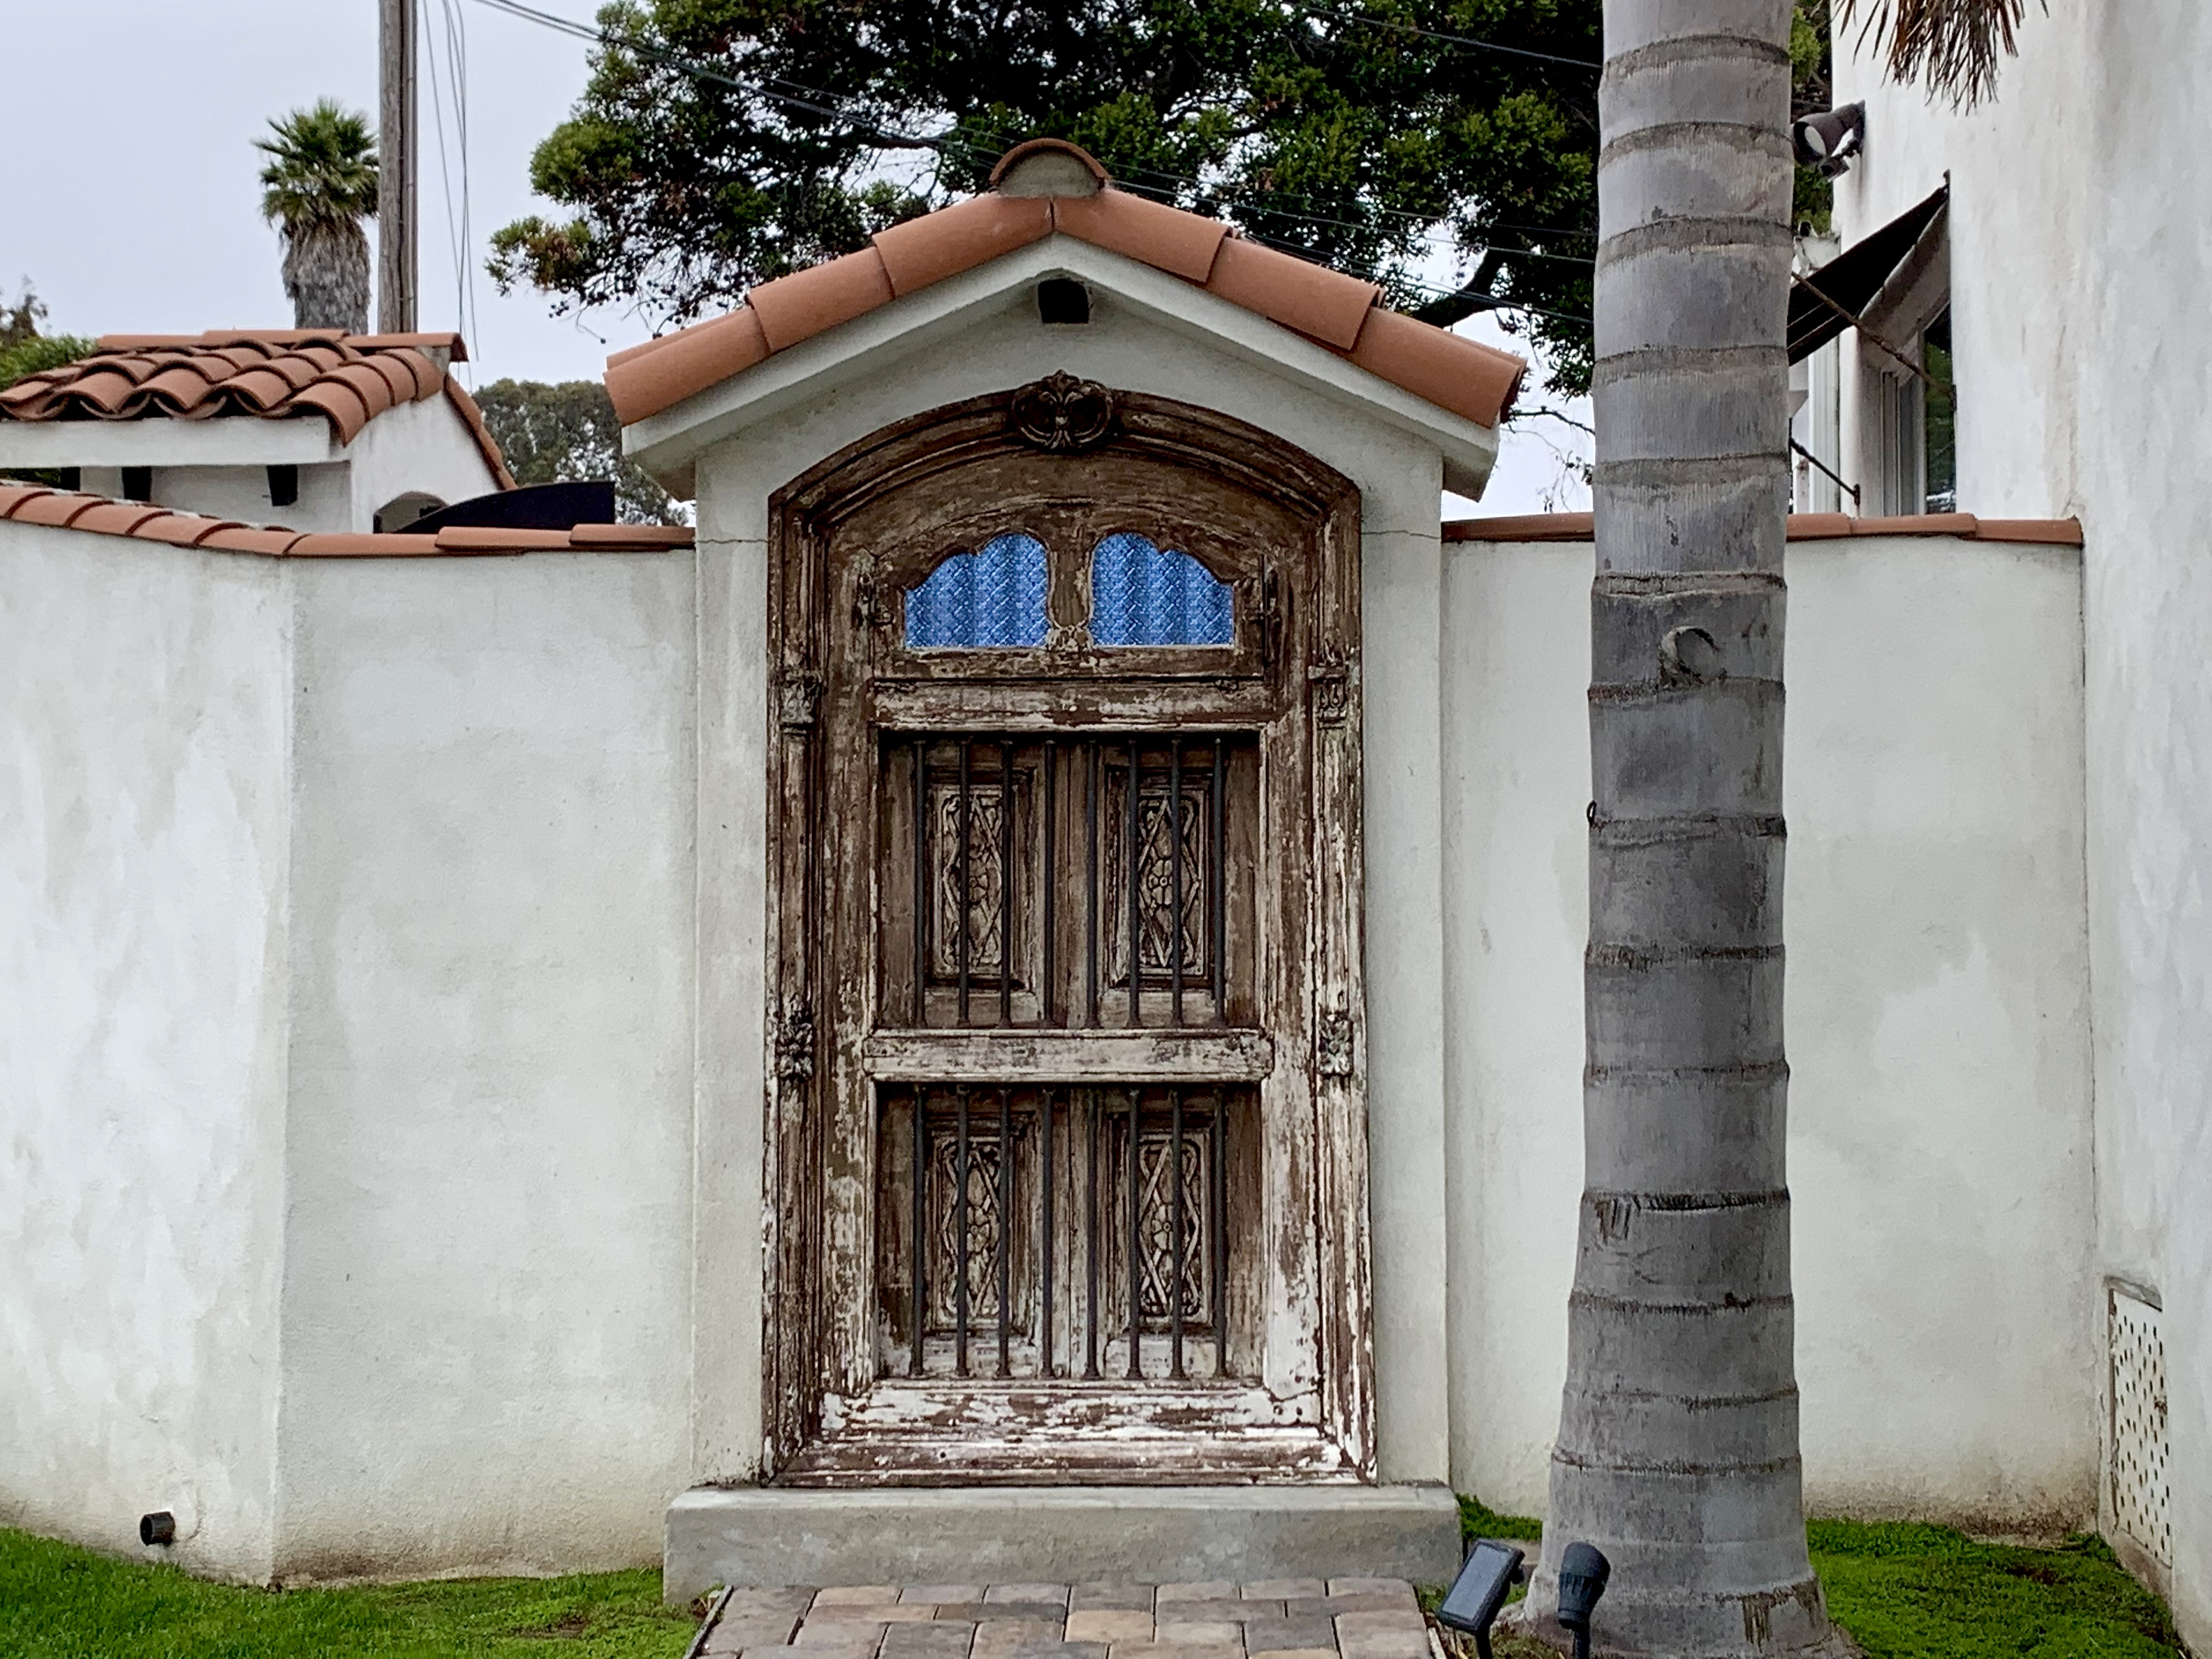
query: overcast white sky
[{"left": 1, "top": 0, "right": 1587, "bottom": 514}]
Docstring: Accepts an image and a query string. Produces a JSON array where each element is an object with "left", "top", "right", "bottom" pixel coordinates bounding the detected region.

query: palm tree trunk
[
  {"left": 283, "top": 222, "right": 372, "bottom": 334},
  {"left": 1523, "top": 2, "right": 1848, "bottom": 1652}
]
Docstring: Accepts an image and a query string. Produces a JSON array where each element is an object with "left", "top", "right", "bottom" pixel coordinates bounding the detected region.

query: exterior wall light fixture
[
  {"left": 1435, "top": 1539, "right": 1526, "bottom": 1659},
  {"left": 1792, "top": 103, "right": 1866, "bottom": 176}
]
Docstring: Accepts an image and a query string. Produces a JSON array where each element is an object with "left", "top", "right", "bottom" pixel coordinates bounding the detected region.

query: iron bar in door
[
  {"left": 1171, "top": 742, "right": 1186, "bottom": 1026},
  {"left": 913, "top": 739, "right": 929, "bottom": 1028},
  {"left": 955, "top": 1086, "right": 971, "bottom": 1377},
  {"left": 1039, "top": 1087, "right": 1055, "bottom": 1378},
  {"left": 909, "top": 1089, "right": 926, "bottom": 1376},
  {"left": 957, "top": 741, "right": 972, "bottom": 1028},
  {"left": 1126, "top": 1089, "right": 1142, "bottom": 1379},
  {"left": 1211, "top": 737, "right": 1227, "bottom": 1022},
  {"left": 998, "top": 741, "right": 1013, "bottom": 1028},
  {"left": 1086, "top": 744, "right": 1101, "bottom": 1029},
  {"left": 996, "top": 1085, "right": 1013, "bottom": 1377},
  {"left": 1126, "top": 740, "right": 1142, "bottom": 1029},
  {"left": 1043, "top": 740, "right": 1057, "bottom": 1029},
  {"left": 1211, "top": 1094, "right": 1228, "bottom": 1377},
  {"left": 1084, "top": 1089, "right": 1101, "bottom": 1379},
  {"left": 1170, "top": 1085, "right": 1186, "bottom": 1379}
]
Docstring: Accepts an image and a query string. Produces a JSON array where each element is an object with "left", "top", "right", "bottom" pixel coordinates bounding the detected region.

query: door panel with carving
[{"left": 764, "top": 385, "right": 1370, "bottom": 1483}]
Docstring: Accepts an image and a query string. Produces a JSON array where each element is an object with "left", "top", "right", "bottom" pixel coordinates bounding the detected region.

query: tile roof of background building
[
  {"left": 0, "top": 482, "right": 684, "bottom": 557},
  {"left": 0, "top": 331, "right": 515, "bottom": 487},
  {"left": 604, "top": 139, "right": 1527, "bottom": 433}
]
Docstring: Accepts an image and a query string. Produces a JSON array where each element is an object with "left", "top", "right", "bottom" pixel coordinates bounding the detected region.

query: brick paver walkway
[{"left": 695, "top": 1579, "right": 1432, "bottom": 1659}]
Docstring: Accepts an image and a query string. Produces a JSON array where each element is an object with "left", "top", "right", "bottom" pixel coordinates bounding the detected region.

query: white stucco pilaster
[
  {"left": 1360, "top": 523, "right": 1451, "bottom": 1483},
  {"left": 691, "top": 440, "right": 773, "bottom": 1481}
]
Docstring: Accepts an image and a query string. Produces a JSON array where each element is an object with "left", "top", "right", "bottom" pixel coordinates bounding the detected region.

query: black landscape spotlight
[
  {"left": 1435, "top": 1538, "right": 1526, "bottom": 1659},
  {"left": 1555, "top": 1542, "right": 1612, "bottom": 1659}
]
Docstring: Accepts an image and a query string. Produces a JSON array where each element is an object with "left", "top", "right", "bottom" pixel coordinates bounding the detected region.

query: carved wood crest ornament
[{"left": 1009, "top": 372, "right": 1116, "bottom": 454}]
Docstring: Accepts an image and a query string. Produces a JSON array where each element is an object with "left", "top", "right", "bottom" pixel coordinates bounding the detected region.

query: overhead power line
[
  {"left": 465, "top": 0, "right": 1598, "bottom": 325},
  {"left": 1288, "top": 2, "right": 1601, "bottom": 69}
]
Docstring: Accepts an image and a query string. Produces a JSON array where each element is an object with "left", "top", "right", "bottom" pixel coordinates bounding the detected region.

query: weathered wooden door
[{"left": 765, "top": 379, "right": 1371, "bottom": 1483}]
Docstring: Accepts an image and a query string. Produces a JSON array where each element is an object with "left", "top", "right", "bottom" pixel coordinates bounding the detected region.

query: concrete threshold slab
[{"left": 665, "top": 1483, "right": 1462, "bottom": 1602}]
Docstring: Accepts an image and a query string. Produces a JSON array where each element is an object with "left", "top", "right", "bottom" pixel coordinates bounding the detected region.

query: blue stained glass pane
[
  {"left": 904, "top": 533, "right": 1049, "bottom": 647},
  {"left": 1088, "top": 533, "right": 1234, "bottom": 646}
]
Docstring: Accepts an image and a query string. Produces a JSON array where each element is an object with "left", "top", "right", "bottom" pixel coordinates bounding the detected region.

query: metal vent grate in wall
[{"left": 2109, "top": 1285, "right": 2171, "bottom": 1568}]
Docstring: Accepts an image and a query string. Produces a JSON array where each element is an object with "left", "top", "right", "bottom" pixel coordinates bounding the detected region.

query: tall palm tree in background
[
  {"left": 1522, "top": 0, "right": 2032, "bottom": 1651},
  {"left": 255, "top": 100, "right": 379, "bottom": 334}
]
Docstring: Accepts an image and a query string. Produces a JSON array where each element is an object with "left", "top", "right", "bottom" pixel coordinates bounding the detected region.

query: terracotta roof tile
[
  {"left": 1440, "top": 511, "right": 2086, "bottom": 545},
  {"left": 293, "top": 380, "right": 371, "bottom": 443},
  {"left": 0, "top": 332, "right": 496, "bottom": 468},
  {"left": 1345, "top": 306, "right": 1525, "bottom": 426},
  {"left": 66, "top": 501, "right": 170, "bottom": 536},
  {"left": 747, "top": 247, "right": 898, "bottom": 353},
  {"left": 875, "top": 193, "right": 1054, "bottom": 297},
  {"left": 288, "top": 532, "right": 441, "bottom": 557},
  {"left": 1051, "top": 186, "right": 1229, "bottom": 283},
  {"left": 433, "top": 526, "right": 579, "bottom": 552},
  {"left": 199, "top": 524, "right": 309, "bottom": 555},
  {"left": 606, "top": 309, "right": 772, "bottom": 427},
  {"left": 0, "top": 484, "right": 692, "bottom": 559},
  {"left": 602, "top": 139, "right": 1526, "bottom": 432},
  {"left": 10, "top": 492, "right": 106, "bottom": 527},
  {"left": 1203, "top": 235, "right": 1379, "bottom": 351},
  {"left": 990, "top": 138, "right": 1110, "bottom": 190},
  {"left": 132, "top": 514, "right": 247, "bottom": 548}
]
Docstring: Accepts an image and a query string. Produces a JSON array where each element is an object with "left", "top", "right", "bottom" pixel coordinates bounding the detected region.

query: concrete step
[{"left": 664, "top": 1485, "right": 1463, "bottom": 1603}]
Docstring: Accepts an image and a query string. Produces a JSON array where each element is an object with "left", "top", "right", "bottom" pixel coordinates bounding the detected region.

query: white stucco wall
[
  {"left": 272, "top": 552, "right": 697, "bottom": 1579},
  {"left": 153, "top": 464, "right": 350, "bottom": 534},
  {"left": 678, "top": 273, "right": 1461, "bottom": 1487},
  {"left": 0, "top": 521, "right": 293, "bottom": 1582},
  {"left": 342, "top": 392, "right": 503, "bottom": 530},
  {"left": 1440, "top": 533, "right": 2096, "bottom": 1533},
  {"left": 1838, "top": 10, "right": 2212, "bottom": 1640}
]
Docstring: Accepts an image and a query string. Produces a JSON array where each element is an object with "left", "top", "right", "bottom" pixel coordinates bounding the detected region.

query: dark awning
[{"left": 1788, "top": 184, "right": 1949, "bottom": 363}]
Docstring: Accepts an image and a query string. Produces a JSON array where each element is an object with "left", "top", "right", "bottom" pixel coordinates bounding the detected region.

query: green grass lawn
[
  {"left": 2, "top": 1509, "right": 2186, "bottom": 1658},
  {"left": 0, "top": 1527, "right": 698, "bottom": 1658},
  {"left": 1452, "top": 1498, "right": 2185, "bottom": 1658}
]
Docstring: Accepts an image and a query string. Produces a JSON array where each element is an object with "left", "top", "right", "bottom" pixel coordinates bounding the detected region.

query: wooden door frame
[{"left": 760, "top": 382, "right": 1374, "bottom": 1482}]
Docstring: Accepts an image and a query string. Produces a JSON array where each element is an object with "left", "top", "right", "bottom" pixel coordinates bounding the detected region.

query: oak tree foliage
[{"left": 489, "top": 0, "right": 1602, "bottom": 390}]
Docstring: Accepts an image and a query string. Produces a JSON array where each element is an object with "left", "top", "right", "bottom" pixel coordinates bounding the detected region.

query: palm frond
[
  {"left": 1835, "top": 0, "right": 2039, "bottom": 108},
  {"left": 256, "top": 98, "right": 380, "bottom": 236}
]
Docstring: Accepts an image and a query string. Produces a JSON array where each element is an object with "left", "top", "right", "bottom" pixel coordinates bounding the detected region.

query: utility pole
[{"left": 378, "top": 0, "right": 417, "bottom": 333}]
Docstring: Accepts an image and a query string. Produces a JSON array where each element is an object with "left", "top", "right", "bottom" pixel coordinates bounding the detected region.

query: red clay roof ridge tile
[
  {"left": 0, "top": 484, "right": 692, "bottom": 559},
  {"left": 603, "top": 138, "right": 1526, "bottom": 433}
]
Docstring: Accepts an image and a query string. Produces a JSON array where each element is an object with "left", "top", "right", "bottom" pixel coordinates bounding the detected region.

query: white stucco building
[
  {"left": 1774, "top": 10, "right": 2209, "bottom": 1641},
  {"left": 0, "top": 330, "right": 510, "bottom": 532},
  {"left": 0, "top": 106, "right": 2197, "bottom": 1649}
]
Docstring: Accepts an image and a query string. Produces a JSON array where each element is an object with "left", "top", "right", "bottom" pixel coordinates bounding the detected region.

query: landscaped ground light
[
  {"left": 1447, "top": 1501, "right": 2183, "bottom": 1659},
  {"left": 1, "top": 1513, "right": 2186, "bottom": 1658}
]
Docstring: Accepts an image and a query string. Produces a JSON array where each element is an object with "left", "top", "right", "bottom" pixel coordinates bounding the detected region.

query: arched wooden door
[{"left": 764, "top": 379, "right": 1373, "bottom": 1483}]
